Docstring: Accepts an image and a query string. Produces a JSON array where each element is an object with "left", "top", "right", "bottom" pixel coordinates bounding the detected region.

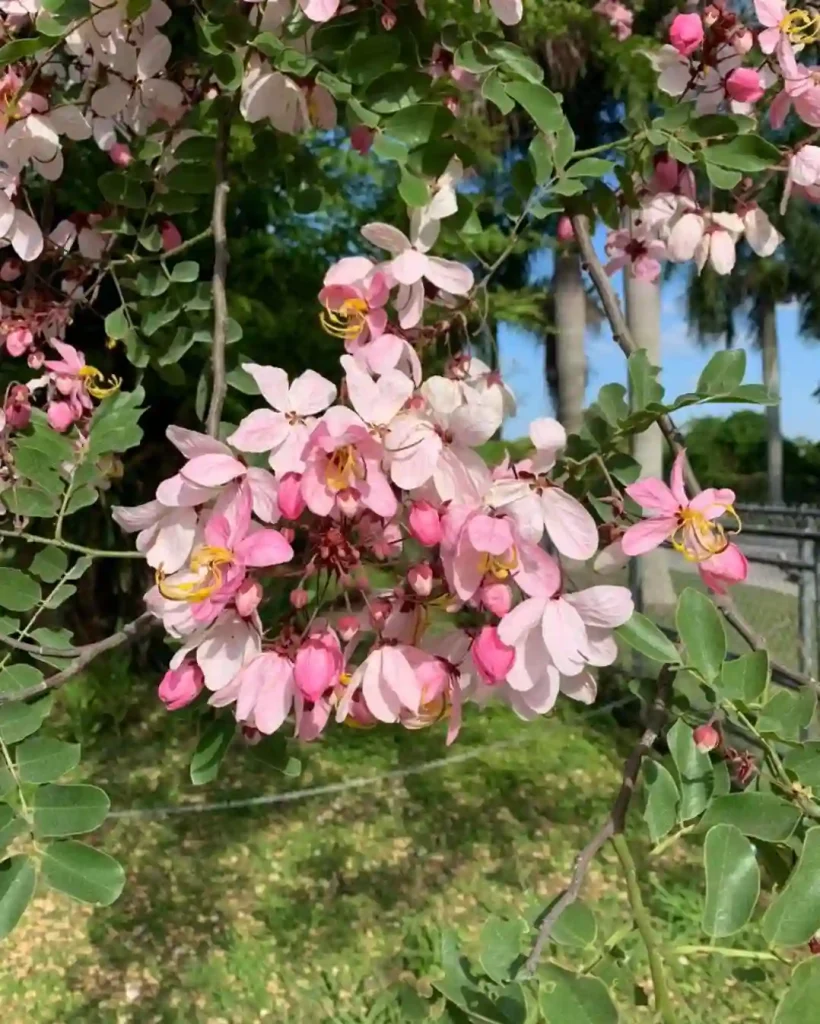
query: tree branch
[
  {"left": 206, "top": 114, "right": 230, "bottom": 438},
  {"left": 523, "top": 668, "right": 672, "bottom": 975},
  {"left": 0, "top": 613, "right": 156, "bottom": 705},
  {"left": 569, "top": 214, "right": 817, "bottom": 690},
  {"left": 108, "top": 227, "right": 213, "bottom": 268},
  {"left": 0, "top": 529, "right": 144, "bottom": 559}
]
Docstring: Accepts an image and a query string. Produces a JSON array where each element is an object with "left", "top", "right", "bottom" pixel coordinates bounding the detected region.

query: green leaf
[
  {"left": 702, "top": 824, "right": 760, "bottom": 937},
  {"left": 98, "top": 172, "right": 146, "bottom": 209},
  {"left": 0, "top": 36, "right": 49, "bottom": 69},
  {"left": 33, "top": 784, "right": 109, "bottom": 838},
  {"left": 0, "top": 806, "right": 25, "bottom": 853},
  {"left": 0, "top": 664, "right": 42, "bottom": 698},
  {"left": 704, "top": 134, "right": 781, "bottom": 172},
  {"left": 668, "top": 720, "right": 713, "bottom": 822},
  {"left": 398, "top": 169, "right": 430, "bottom": 208},
  {"left": 0, "top": 695, "right": 52, "bottom": 744},
  {"left": 371, "top": 133, "right": 408, "bottom": 164},
  {"left": 775, "top": 959, "right": 820, "bottom": 1023},
  {"left": 697, "top": 349, "right": 747, "bottom": 394},
  {"left": 504, "top": 81, "right": 564, "bottom": 134},
  {"left": 190, "top": 717, "right": 234, "bottom": 786},
  {"left": 539, "top": 963, "right": 618, "bottom": 1024},
  {"left": 344, "top": 34, "right": 401, "bottom": 84},
  {"left": 16, "top": 738, "right": 81, "bottom": 785},
  {"left": 227, "top": 363, "right": 261, "bottom": 395},
  {"left": 676, "top": 588, "right": 726, "bottom": 683},
  {"left": 549, "top": 900, "right": 598, "bottom": 948},
  {"left": 0, "top": 764, "right": 13, "bottom": 798},
  {"left": 0, "top": 569, "right": 41, "bottom": 613},
  {"left": 717, "top": 651, "right": 769, "bottom": 704},
  {"left": 763, "top": 827, "right": 820, "bottom": 947},
  {"left": 126, "top": 0, "right": 151, "bottom": 17},
  {"left": 785, "top": 743, "right": 820, "bottom": 791},
  {"left": 435, "top": 929, "right": 482, "bottom": 1010},
  {"left": 615, "top": 613, "right": 680, "bottom": 665},
  {"left": 135, "top": 265, "right": 169, "bottom": 297},
  {"left": 479, "top": 915, "right": 525, "bottom": 983},
  {"left": 483, "top": 71, "right": 515, "bottom": 115},
  {"left": 553, "top": 120, "right": 575, "bottom": 170},
  {"left": 64, "top": 485, "right": 98, "bottom": 516},
  {"left": 29, "top": 548, "right": 68, "bottom": 584},
  {"left": 643, "top": 761, "right": 680, "bottom": 843},
  {"left": 627, "top": 349, "right": 664, "bottom": 409},
  {"left": 566, "top": 157, "right": 614, "bottom": 178},
  {"left": 170, "top": 260, "right": 199, "bottom": 284},
  {"left": 104, "top": 307, "right": 130, "bottom": 341},
  {"left": 701, "top": 792, "right": 800, "bottom": 842},
  {"left": 13, "top": 447, "right": 62, "bottom": 494},
  {"left": 3, "top": 486, "right": 60, "bottom": 519},
  {"left": 705, "top": 162, "right": 743, "bottom": 190},
  {"left": 0, "top": 856, "right": 36, "bottom": 939},
  {"left": 212, "top": 50, "right": 243, "bottom": 91},
  {"left": 41, "top": 840, "right": 125, "bottom": 906},
  {"left": 384, "top": 104, "right": 455, "bottom": 148},
  {"left": 292, "top": 187, "right": 323, "bottom": 214},
  {"left": 528, "top": 133, "right": 553, "bottom": 185},
  {"left": 757, "top": 688, "right": 817, "bottom": 741},
  {"left": 165, "top": 164, "right": 215, "bottom": 195}
]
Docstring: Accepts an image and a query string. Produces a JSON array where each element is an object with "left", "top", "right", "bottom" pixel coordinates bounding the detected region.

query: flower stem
[{"left": 0, "top": 529, "right": 143, "bottom": 559}]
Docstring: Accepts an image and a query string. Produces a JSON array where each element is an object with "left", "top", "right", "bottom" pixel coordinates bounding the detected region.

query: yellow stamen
[
  {"left": 156, "top": 545, "right": 234, "bottom": 602},
  {"left": 325, "top": 444, "right": 364, "bottom": 492},
  {"left": 319, "top": 297, "right": 368, "bottom": 340},
  {"left": 780, "top": 9, "right": 820, "bottom": 44},
  {"left": 78, "top": 365, "right": 122, "bottom": 399},
  {"left": 477, "top": 546, "right": 519, "bottom": 581},
  {"left": 403, "top": 694, "right": 450, "bottom": 730},
  {"left": 670, "top": 506, "right": 741, "bottom": 563}
]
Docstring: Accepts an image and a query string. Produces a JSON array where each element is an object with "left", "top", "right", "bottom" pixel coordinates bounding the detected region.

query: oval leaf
[
  {"left": 539, "top": 963, "right": 618, "bottom": 1023},
  {"left": 615, "top": 613, "right": 680, "bottom": 665},
  {"left": 190, "top": 717, "right": 234, "bottom": 786},
  {"left": 0, "top": 569, "right": 41, "bottom": 612},
  {"left": 643, "top": 761, "right": 680, "bottom": 843},
  {"left": 775, "top": 959, "right": 820, "bottom": 1024},
  {"left": 41, "top": 840, "right": 125, "bottom": 906},
  {"left": 676, "top": 588, "right": 726, "bottom": 683},
  {"left": 479, "top": 915, "right": 526, "bottom": 983},
  {"left": 667, "top": 719, "right": 713, "bottom": 822},
  {"left": 0, "top": 856, "right": 35, "bottom": 939},
  {"left": 763, "top": 826, "right": 820, "bottom": 947},
  {"left": 701, "top": 792, "right": 800, "bottom": 842},
  {"left": 702, "top": 824, "right": 760, "bottom": 937},
  {"left": 0, "top": 806, "right": 25, "bottom": 853},
  {"left": 16, "top": 737, "right": 81, "bottom": 785},
  {"left": 33, "top": 783, "right": 109, "bottom": 838}
]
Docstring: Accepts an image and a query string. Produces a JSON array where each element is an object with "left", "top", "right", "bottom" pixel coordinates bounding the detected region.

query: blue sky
[{"left": 499, "top": 241, "right": 820, "bottom": 443}]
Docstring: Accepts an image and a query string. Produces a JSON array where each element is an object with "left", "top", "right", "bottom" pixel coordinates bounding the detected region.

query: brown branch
[
  {"left": 0, "top": 613, "right": 156, "bottom": 705},
  {"left": 108, "top": 227, "right": 213, "bottom": 268},
  {"left": 569, "top": 214, "right": 817, "bottom": 692},
  {"left": 524, "top": 668, "right": 673, "bottom": 975},
  {"left": 206, "top": 113, "right": 230, "bottom": 438}
]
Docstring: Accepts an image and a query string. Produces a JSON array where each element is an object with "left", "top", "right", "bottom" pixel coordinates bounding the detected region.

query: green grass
[{"left": 0, "top": 680, "right": 795, "bottom": 1023}]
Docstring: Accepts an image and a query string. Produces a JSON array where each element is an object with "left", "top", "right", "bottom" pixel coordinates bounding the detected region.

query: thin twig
[
  {"left": 0, "top": 613, "right": 156, "bottom": 705},
  {"left": 108, "top": 227, "right": 213, "bottom": 268},
  {"left": 569, "top": 214, "right": 817, "bottom": 691},
  {"left": 0, "top": 529, "right": 143, "bottom": 559},
  {"left": 206, "top": 113, "right": 230, "bottom": 438},
  {"left": 611, "top": 833, "right": 676, "bottom": 1024},
  {"left": 523, "top": 668, "right": 673, "bottom": 975}
]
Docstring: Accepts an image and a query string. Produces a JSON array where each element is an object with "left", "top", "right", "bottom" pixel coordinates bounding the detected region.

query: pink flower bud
[
  {"left": 235, "top": 578, "right": 263, "bottom": 618},
  {"left": 278, "top": 472, "right": 306, "bottom": 520},
  {"left": 408, "top": 562, "right": 433, "bottom": 598},
  {"left": 0, "top": 258, "right": 20, "bottom": 282},
  {"left": 47, "top": 401, "right": 75, "bottom": 433},
  {"left": 444, "top": 96, "right": 460, "bottom": 116},
  {"left": 338, "top": 615, "right": 360, "bottom": 642},
  {"left": 290, "top": 587, "right": 309, "bottom": 609},
  {"left": 27, "top": 349, "right": 44, "bottom": 369},
  {"left": 294, "top": 629, "right": 342, "bottom": 702},
  {"left": 480, "top": 581, "right": 512, "bottom": 617},
  {"left": 5, "top": 385, "right": 31, "bottom": 430},
  {"left": 381, "top": 10, "right": 397, "bottom": 29},
  {"left": 350, "top": 125, "right": 375, "bottom": 155},
  {"left": 669, "top": 13, "right": 704, "bottom": 56},
  {"left": 693, "top": 723, "right": 720, "bottom": 753},
  {"left": 241, "top": 725, "right": 263, "bottom": 745},
  {"left": 556, "top": 215, "right": 575, "bottom": 242},
  {"left": 160, "top": 220, "right": 183, "bottom": 252},
  {"left": 369, "top": 598, "right": 391, "bottom": 629},
  {"left": 108, "top": 142, "right": 133, "bottom": 167},
  {"left": 158, "top": 660, "right": 204, "bottom": 711},
  {"left": 5, "top": 327, "right": 32, "bottom": 357},
  {"left": 810, "top": 935, "right": 820, "bottom": 955},
  {"left": 408, "top": 500, "right": 442, "bottom": 546},
  {"left": 471, "top": 625, "right": 515, "bottom": 685},
  {"left": 732, "top": 27, "right": 753, "bottom": 54},
  {"left": 725, "top": 67, "right": 763, "bottom": 104}
]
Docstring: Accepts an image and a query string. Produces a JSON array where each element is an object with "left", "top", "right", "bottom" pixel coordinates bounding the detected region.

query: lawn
[{"left": 0, "top": 659, "right": 797, "bottom": 1024}]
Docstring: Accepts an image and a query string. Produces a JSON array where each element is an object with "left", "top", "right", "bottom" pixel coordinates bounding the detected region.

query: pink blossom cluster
[{"left": 593, "top": 0, "right": 633, "bottom": 42}]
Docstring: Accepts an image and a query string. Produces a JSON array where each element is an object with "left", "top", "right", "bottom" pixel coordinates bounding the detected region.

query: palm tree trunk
[
  {"left": 624, "top": 270, "right": 677, "bottom": 611},
  {"left": 552, "top": 251, "right": 587, "bottom": 434},
  {"left": 760, "top": 302, "right": 783, "bottom": 504}
]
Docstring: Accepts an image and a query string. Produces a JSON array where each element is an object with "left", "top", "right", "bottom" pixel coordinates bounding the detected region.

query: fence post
[{"left": 799, "top": 530, "right": 817, "bottom": 677}]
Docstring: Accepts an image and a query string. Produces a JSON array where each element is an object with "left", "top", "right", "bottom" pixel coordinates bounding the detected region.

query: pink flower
[
  {"left": 319, "top": 257, "right": 389, "bottom": 346},
  {"left": 357, "top": 512, "right": 402, "bottom": 559},
  {"left": 350, "top": 125, "right": 374, "bottom": 154},
  {"left": 277, "top": 472, "right": 306, "bottom": 519},
  {"left": 5, "top": 327, "right": 32, "bottom": 357},
  {"left": 339, "top": 643, "right": 434, "bottom": 723},
  {"left": 112, "top": 499, "right": 197, "bottom": 574},
  {"left": 160, "top": 220, "right": 182, "bottom": 251},
  {"left": 725, "top": 67, "right": 765, "bottom": 104},
  {"left": 649, "top": 154, "right": 696, "bottom": 199},
  {"left": 294, "top": 626, "right": 343, "bottom": 701},
  {"left": 361, "top": 221, "right": 474, "bottom": 329},
  {"left": 227, "top": 364, "right": 336, "bottom": 475},
  {"left": 443, "top": 511, "right": 522, "bottom": 604},
  {"left": 667, "top": 209, "right": 744, "bottom": 275},
  {"left": 341, "top": 355, "right": 413, "bottom": 430},
  {"left": 170, "top": 611, "right": 262, "bottom": 691},
  {"left": 481, "top": 0, "right": 523, "bottom": 25},
  {"left": 108, "top": 142, "right": 133, "bottom": 167},
  {"left": 47, "top": 401, "right": 76, "bottom": 432},
  {"left": 755, "top": 0, "right": 789, "bottom": 54},
  {"left": 669, "top": 12, "right": 704, "bottom": 55},
  {"left": 4, "top": 384, "right": 30, "bottom": 429},
  {"left": 158, "top": 660, "right": 204, "bottom": 710},
  {"left": 43, "top": 340, "right": 94, "bottom": 421},
  {"left": 408, "top": 563, "right": 434, "bottom": 597},
  {"left": 235, "top": 578, "right": 263, "bottom": 618},
  {"left": 301, "top": 406, "right": 397, "bottom": 519},
  {"left": 593, "top": 0, "right": 634, "bottom": 41},
  {"left": 219, "top": 651, "right": 297, "bottom": 735},
  {"left": 604, "top": 227, "right": 665, "bottom": 282},
  {"left": 698, "top": 542, "right": 748, "bottom": 594},
  {"left": 487, "top": 418, "right": 599, "bottom": 559},
  {"left": 299, "top": 0, "right": 339, "bottom": 22},
  {"left": 471, "top": 625, "right": 515, "bottom": 684},
  {"left": 622, "top": 450, "right": 742, "bottom": 574},
  {"left": 480, "top": 580, "right": 512, "bottom": 616},
  {"left": 770, "top": 44, "right": 820, "bottom": 129},
  {"left": 409, "top": 500, "right": 443, "bottom": 546}
]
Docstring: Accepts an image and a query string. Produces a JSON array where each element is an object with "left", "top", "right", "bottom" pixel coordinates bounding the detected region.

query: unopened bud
[
  {"left": 338, "top": 615, "right": 360, "bottom": 642},
  {"left": 290, "top": 587, "right": 309, "bottom": 609},
  {"left": 693, "top": 722, "right": 720, "bottom": 753},
  {"left": 369, "top": 598, "right": 391, "bottom": 629},
  {"left": 277, "top": 472, "right": 305, "bottom": 520},
  {"left": 108, "top": 142, "right": 133, "bottom": 167},
  {"left": 160, "top": 220, "right": 183, "bottom": 252},
  {"left": 480, "top": 581, "right": 512, "bottom": 616},
  {"left": 809, "top": 935, "right": 820, "bottom": 955},
  {"left": 241, "top": 725, "right": 263, "bottom": 745},
  {"left": 235, "top": 578, "right": 263, "bottom": 618},
  {"left": 556, "top": 215, "right": 575, "bottom": 242},
  {"left": 381, "top": 10, "right": 397, "bottom": 29},
  {"left": 408, "top": 563, "right": 434, "bottom": 598},
  {"left": 408, "top": 500, "right": 442, "bottom": 546}
]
